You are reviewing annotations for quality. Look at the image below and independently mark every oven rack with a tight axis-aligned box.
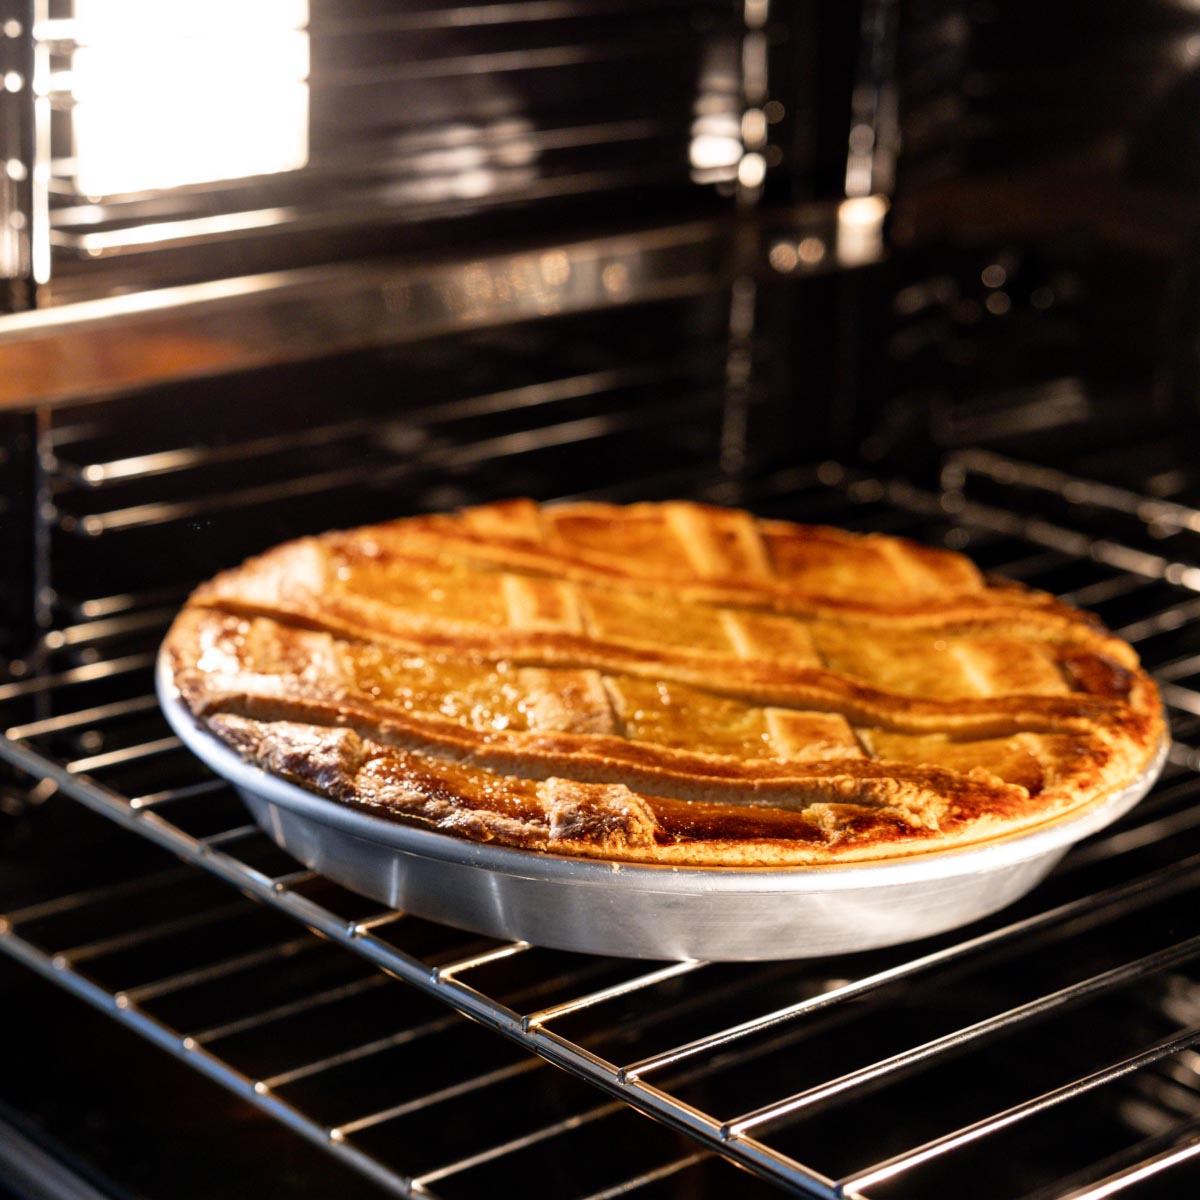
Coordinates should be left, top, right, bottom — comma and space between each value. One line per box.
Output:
0, 810, 744, 1200
4, 463, 1200, 1199
45, 377, 723, 543
944, 450, 1200, 538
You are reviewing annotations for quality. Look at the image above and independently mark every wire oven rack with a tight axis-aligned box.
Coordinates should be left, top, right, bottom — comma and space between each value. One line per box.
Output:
4, 460, 1200, 1199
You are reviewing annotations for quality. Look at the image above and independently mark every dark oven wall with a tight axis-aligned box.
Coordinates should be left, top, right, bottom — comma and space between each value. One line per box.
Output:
15, 0, 864, 308
28, 0, 746, 305
874, 0, 1200, 481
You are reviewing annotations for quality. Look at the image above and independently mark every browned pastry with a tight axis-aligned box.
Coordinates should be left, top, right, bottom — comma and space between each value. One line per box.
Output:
164, 499, 1165, 866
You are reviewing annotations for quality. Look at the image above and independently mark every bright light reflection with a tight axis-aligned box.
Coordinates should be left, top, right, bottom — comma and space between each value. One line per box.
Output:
72, 0, 309, 196
837, 195, 889, 266
689, 40, 740, 184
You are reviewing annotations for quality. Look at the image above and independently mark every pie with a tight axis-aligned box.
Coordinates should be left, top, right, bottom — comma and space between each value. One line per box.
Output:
164, 499, 1165, 866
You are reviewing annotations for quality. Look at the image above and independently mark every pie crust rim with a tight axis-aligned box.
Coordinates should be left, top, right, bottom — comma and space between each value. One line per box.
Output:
158, 650, 1168, 883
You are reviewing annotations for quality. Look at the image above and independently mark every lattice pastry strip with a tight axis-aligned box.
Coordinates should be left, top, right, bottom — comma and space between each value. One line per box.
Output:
504, 575, 617, 738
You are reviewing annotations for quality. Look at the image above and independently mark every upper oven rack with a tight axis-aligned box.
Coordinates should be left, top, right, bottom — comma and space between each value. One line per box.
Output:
0, 199, 876, 410
4, 462, 1200, 1198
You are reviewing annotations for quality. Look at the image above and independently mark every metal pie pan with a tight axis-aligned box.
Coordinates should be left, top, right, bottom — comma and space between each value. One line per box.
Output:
158, 655, 1167, 961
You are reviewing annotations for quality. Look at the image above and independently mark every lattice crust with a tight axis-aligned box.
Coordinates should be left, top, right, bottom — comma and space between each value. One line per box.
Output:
165, 500, 1165, 866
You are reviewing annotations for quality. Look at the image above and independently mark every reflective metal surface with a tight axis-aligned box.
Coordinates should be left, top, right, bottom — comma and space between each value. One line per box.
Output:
11, 1, 756, 306
0, 221, 726, 410
0, 193, 890, 413
158, 653, 1168, 963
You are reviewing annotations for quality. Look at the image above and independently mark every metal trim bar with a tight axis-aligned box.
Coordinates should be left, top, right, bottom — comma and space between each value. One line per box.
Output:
524, 960, 705, 1029
188, 973, 388, 1045
1115, 600, 1200, 646
0, 651, 153, 701
1, 863, 192, 924
332, 1059, 545, 1138
260, 1013, 461, 1090
434, 941, 531, 981
120, 935, 317, 1005
417, 1100, 629, 1189
571, 1153, 711, 1200
57, 898, 250, 965
5, 692, 160, 739
1161, 681, 1200, 718
0, 221, 727, 410
64, 734, 180, 774
1059, 574, 1150, 608
129, 779, 229, 810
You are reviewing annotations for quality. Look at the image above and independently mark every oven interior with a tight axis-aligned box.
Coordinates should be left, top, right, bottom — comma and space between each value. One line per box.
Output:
4, 2, 1200, 1198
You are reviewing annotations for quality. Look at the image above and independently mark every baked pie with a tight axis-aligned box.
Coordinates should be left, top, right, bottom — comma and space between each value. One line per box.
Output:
165, 499, 1165, 866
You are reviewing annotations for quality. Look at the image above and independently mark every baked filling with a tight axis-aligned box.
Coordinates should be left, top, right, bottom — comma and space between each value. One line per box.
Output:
164, 499, 1165, 865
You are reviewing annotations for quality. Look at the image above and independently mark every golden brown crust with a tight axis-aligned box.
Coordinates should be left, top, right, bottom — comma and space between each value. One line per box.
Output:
164, 499, 1165, 866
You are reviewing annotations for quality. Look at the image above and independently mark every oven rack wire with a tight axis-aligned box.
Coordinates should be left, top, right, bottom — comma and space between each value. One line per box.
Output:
0, 837, 730, 1200
4, 463, 1200, 1198
47, 381, 723, 542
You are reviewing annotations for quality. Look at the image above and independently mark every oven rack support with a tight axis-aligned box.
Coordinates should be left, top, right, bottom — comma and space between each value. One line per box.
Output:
4, 464, 1200, 1199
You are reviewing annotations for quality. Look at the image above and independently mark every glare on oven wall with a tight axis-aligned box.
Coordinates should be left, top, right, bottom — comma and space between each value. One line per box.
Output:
71, 0, 309, 197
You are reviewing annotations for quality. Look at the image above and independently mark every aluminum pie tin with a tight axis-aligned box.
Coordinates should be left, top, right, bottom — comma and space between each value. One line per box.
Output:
158, 654, 1167, 961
